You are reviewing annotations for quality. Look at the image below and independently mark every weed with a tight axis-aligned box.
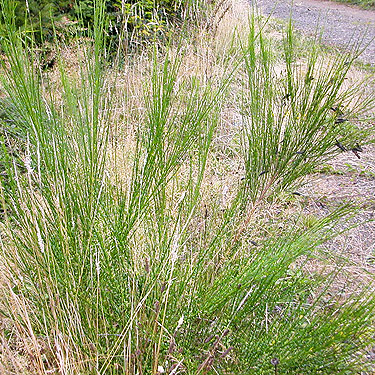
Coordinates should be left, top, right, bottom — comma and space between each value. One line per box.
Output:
0, 1, 375, 374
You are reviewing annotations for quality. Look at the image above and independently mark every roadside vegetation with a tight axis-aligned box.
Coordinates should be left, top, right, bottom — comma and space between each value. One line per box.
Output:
0, 0, 375, 374
331, 0, 375, 8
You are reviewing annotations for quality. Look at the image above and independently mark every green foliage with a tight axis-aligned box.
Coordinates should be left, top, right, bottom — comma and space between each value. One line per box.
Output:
333, 0, 375, 8
0, 0, 205, 46
0, 0, 71, 42
1, 1, 375, 374
239, 18, 374, 206
74, 0, 118, 24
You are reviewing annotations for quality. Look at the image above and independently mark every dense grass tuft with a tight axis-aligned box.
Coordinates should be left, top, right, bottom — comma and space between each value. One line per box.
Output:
0, 1, 375, 374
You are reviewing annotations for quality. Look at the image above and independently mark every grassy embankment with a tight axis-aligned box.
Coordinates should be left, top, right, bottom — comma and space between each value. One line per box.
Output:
0, 0, 375, 373
332, 0, 375, 8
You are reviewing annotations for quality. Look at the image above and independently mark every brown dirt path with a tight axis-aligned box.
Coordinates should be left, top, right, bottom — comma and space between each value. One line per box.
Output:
253, 0, 375, 65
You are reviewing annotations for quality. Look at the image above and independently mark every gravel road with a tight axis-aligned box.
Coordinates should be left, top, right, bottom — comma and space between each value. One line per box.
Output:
254, 0, 375, 65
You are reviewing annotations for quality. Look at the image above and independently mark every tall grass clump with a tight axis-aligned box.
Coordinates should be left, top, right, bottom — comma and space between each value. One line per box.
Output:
0, 1, 375, 374
239, 18, 374, 208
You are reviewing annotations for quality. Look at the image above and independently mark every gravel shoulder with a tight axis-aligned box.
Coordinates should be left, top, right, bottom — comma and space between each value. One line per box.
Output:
254, 0, 375, 65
